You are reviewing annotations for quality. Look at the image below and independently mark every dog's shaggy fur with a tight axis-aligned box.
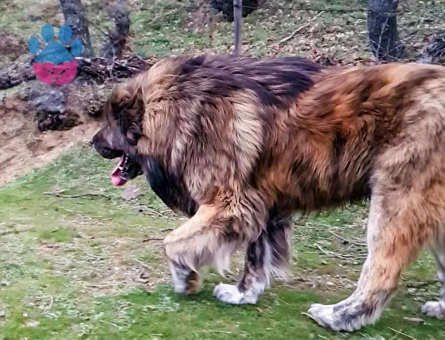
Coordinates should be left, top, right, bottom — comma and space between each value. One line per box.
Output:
91, 54, 445, 332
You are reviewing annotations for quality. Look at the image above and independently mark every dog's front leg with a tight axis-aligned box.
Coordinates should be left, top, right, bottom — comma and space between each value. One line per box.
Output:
163, 204, 244, 295
213, 216, 293, 304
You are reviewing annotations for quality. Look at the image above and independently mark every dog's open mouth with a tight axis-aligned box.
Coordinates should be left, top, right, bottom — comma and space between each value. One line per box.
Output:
111, 153, 142, 186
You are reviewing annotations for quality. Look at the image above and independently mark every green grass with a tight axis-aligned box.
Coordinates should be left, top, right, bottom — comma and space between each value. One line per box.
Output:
0, 144, 444, 339
1, 0, 443, 62
1, 0, 445, 338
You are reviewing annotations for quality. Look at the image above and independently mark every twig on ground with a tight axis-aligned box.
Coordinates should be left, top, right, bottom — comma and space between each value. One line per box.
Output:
388, 327, 418, 340
315, 244, 366, 260
279, 11, 325, 45
405, 280, 438, 288
99, 319, 123, 330
143, 206, 173, 219
133, 259, 150, 269
46, 295, 53, 310
43, 191, 110, 199
142, 236, 164, 242
328, 230, 366, 247
318, 335, 330, 340
205, 330, 233, 334
160, 227, 174, 232
279, 24, 310, 44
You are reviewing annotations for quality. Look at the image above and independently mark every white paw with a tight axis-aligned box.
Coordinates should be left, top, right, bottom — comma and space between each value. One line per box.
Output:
422, 301, 445, 320
213, 283, 258, 305
307, 302, 370, 332
307, 303, 346, 331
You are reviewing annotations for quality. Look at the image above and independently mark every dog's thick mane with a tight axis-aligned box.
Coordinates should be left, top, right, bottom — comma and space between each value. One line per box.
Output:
118, 55, 323, 216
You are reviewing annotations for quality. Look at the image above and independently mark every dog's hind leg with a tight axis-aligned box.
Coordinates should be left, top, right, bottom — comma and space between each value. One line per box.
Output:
307, 190, 436, 332
163, 196, 267, 296
213, 216, 293, 304
422, 235, 445, 319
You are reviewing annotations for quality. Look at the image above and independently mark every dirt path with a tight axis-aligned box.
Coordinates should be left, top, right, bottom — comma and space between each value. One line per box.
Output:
0, 95, 100, 186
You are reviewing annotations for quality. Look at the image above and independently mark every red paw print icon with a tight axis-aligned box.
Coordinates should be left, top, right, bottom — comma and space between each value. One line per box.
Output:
32, 60, 78, 86
28, 23, 83, 85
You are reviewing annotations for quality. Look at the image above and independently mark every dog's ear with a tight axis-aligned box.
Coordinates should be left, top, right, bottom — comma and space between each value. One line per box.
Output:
110, 85, 132, 119
110, 85, 143, 146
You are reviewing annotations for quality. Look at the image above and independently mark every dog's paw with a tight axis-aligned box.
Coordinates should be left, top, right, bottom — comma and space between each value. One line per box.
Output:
213, 283, 258, 305
421, 301, 445, 320
307, 302, 370, 332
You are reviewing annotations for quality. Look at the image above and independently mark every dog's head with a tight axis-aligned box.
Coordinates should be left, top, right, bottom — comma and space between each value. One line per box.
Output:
90, 83, 144, 186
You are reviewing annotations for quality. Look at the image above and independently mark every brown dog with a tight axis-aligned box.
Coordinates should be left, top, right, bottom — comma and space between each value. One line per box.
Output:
90, 54, 445, 332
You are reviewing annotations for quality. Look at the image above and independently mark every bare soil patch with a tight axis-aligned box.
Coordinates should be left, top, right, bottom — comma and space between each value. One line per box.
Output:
0, 93, 100, 186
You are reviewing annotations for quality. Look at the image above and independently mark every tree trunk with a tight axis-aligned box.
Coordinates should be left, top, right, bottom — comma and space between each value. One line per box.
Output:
59, 0, 93, 58
419, 31, 445, 64
101, 0, 130, 59
367, 0, 403, 61
210, 0, 261, 22
233, 0, 242, 56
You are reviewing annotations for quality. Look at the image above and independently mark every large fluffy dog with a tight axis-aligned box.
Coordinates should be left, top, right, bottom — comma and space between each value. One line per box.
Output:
90, 54, 445, 332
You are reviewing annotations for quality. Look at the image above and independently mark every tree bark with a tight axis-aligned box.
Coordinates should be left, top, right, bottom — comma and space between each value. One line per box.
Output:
233, 0, 242, 56
101, 0, 130, 59
420, 31, 445, 64
210, 0, 261, 22
367, 0, 403, 61
0, 56, 35, 90
59, 0, 93, 58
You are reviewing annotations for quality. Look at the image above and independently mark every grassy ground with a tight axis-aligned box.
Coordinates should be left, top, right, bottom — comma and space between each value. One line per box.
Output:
1, 0, 443, 62
1, 0, 445, 339
0, 145, 444, 339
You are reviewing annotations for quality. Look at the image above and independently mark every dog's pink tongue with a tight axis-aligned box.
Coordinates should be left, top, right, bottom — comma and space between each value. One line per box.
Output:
111, 155, 127, 186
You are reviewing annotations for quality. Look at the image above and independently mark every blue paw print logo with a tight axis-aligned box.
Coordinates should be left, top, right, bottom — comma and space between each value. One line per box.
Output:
28, 23, 83, 85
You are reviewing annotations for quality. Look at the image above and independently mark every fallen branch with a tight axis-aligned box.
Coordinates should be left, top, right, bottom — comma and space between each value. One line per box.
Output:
76, 55, 157, 83
43, 191, 110, 199
204, 330, 233, 335
0, 54, 157, 90
137, 205, 175, 219
46, 295, 54, 311
133, 258, 150, 269
315, 244, 366, 260
142, 236, 164, 242
279, 24, 310, 44
404, 280, 438, 288
279, 11, 324, 45
388, 327, 418, 340
328, 230, 366, 247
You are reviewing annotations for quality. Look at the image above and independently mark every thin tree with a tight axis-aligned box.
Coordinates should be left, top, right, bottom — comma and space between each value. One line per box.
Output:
59, 0, 93, 58
367, 0, 403, 61
233, 0, 242, 56
101, 0, 130, 59
210, 0, 261, 22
